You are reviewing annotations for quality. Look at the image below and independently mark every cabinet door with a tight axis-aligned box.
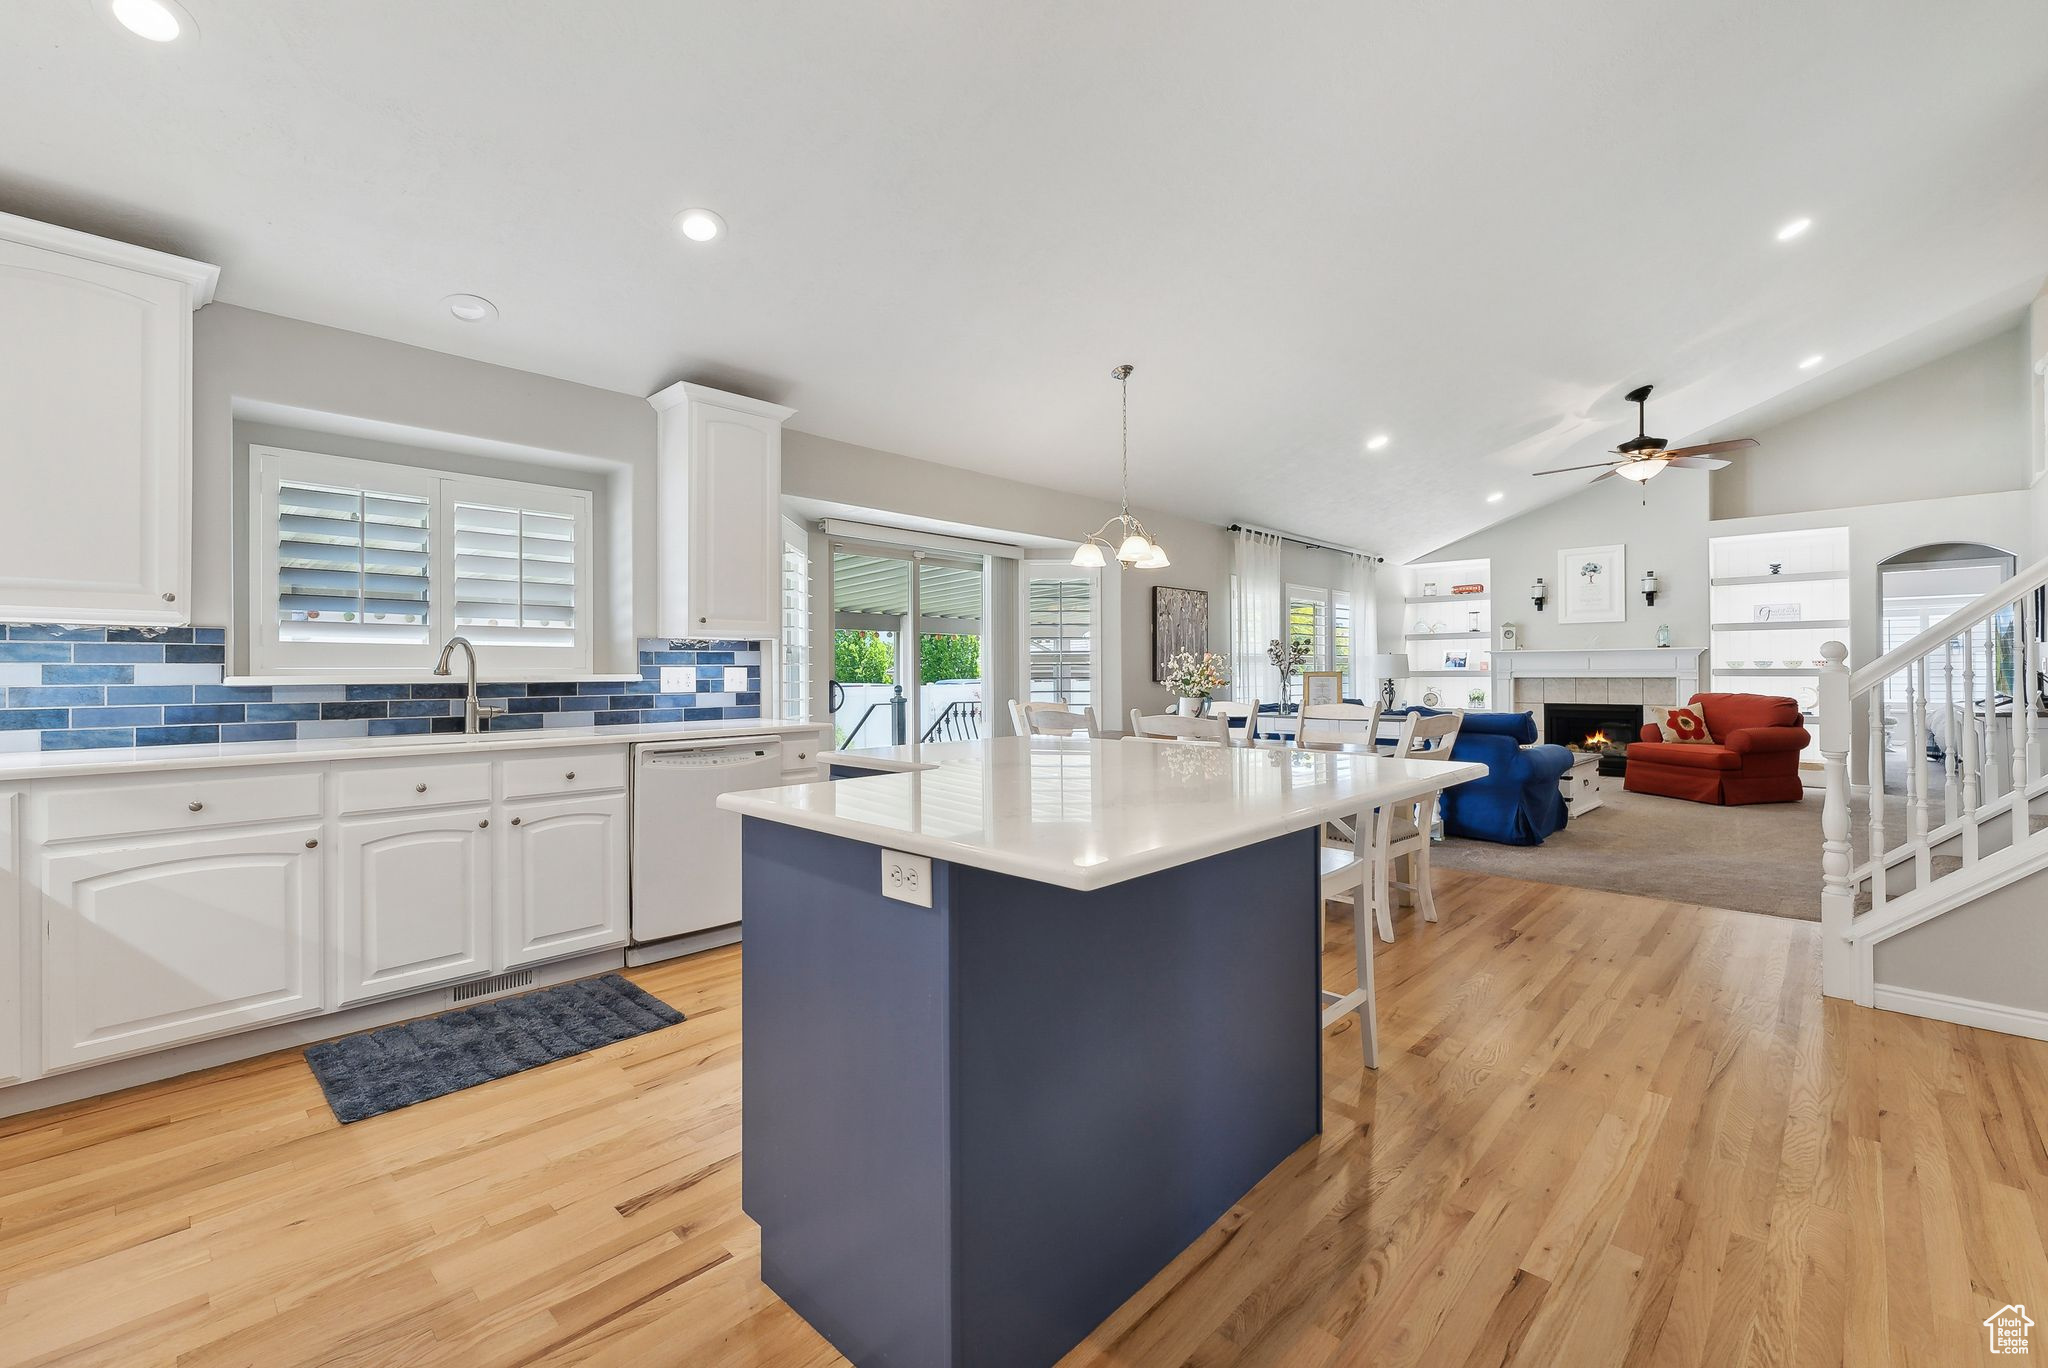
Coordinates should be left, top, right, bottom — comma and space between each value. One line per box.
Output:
0, 239, 191, 624
0, 790, 20, 1085
40, 825, 322, 1071
336, 808, 493, 1005
686, 403, 780, 637
499, 793, 628, 967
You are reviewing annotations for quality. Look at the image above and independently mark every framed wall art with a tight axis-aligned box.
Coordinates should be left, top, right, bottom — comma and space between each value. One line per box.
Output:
1557, 543, 1626, 624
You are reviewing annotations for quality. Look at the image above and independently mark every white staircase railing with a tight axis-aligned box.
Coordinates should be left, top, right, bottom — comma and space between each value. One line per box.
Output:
1819, 552, 2048, 1001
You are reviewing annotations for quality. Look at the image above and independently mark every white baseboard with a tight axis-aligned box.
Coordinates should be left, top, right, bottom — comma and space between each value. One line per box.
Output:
626, 923, 741, 966
0, 948, 626, 1121
1871, 983, 2048, 1043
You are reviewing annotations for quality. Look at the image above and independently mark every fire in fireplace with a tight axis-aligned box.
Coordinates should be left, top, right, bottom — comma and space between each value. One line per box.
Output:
1544, 702, 1644, 775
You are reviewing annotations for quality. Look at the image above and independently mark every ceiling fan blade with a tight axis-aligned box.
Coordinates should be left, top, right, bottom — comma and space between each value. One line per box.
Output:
1589, 468, 1620, 483
1665, 455, 1732, 470
1662, 437, 1758, 458
1532, 460, 1625, 476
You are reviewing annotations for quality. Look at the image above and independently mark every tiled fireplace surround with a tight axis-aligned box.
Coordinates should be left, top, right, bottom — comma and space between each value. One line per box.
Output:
1514, 676, 1677, 748
0, 623, 764, 753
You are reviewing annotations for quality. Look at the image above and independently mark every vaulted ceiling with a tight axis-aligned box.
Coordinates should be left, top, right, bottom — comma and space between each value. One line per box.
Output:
8, 1, 2048, 559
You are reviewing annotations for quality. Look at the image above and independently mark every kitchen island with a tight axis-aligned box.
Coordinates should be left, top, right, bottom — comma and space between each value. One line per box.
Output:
719, 735, 1482, 1368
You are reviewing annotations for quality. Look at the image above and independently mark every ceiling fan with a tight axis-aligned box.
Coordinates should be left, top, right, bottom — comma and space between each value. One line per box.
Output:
1534, 384, 1759, 484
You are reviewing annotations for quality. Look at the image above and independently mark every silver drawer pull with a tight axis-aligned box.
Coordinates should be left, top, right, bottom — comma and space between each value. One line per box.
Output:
162, 592, 176, 602
479, 819, 490, 829
187, 801, 203, 812
416, 783, 428, 793
565, 771, 576, 780
511, 816, 523, 826
306, 839, 319, 849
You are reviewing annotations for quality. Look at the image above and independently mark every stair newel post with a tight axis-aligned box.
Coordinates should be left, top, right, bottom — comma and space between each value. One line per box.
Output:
1911, 655, 1932, 884
1962, 625, 1981, 864
1867, 677, 1886, 914
1818, 640, 1855, 999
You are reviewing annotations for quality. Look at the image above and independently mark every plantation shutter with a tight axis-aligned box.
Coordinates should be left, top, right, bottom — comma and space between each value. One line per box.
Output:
274, 479, 431, 645
451, 499, 578, 649
780, 525, 811, 722
1025, 571, 1094, 707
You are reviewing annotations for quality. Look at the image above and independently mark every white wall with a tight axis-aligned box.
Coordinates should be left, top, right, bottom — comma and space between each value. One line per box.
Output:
1874, 861, 2048, 1026
1710, 324, 2030, 521
193, 303, 655, 671
2029, 289, 2048, 557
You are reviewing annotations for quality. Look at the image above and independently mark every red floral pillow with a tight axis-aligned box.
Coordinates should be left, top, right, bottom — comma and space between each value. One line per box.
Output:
1654, 703, 1714, 744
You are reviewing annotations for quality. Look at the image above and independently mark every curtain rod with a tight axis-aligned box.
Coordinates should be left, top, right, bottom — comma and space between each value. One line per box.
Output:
1227, 522, 1384, 563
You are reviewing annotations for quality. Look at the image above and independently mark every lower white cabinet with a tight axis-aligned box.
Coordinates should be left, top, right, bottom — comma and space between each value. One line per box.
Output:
500, 792, 628, 968
336, 807, 494, 1005
40, 824, 323, 1071
0, 790, 21, 1085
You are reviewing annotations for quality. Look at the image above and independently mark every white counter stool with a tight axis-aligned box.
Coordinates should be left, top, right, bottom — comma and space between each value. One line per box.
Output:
1369, 710, 1466, 938
1127, 711, 1229, 745
1010, 701, 1100, 737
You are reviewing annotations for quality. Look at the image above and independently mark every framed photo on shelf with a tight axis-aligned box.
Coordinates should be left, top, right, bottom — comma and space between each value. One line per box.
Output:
1301, 671, 1344, 708
1557, 543, 1626, 623
1443, 650, 1469, 671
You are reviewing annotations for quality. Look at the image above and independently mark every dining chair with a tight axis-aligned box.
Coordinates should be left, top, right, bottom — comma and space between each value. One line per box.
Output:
1295, 701, 1384, 751
1204, 698, 1260, 747
1014, 701, 1100, 737
1127, 711, 1230, 745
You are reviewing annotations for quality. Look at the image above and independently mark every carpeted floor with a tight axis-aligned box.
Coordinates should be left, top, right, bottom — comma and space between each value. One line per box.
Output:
1431, 785, 1825, 921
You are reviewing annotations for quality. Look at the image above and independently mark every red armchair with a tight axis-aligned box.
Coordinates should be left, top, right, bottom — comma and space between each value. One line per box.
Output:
1623, 692, 1810, 805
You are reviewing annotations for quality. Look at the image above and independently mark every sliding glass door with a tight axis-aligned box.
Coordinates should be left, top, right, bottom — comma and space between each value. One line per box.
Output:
829, 539, 986, 748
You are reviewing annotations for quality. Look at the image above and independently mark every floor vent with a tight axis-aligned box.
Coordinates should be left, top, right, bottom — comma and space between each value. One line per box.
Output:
451, 969, 536, 1004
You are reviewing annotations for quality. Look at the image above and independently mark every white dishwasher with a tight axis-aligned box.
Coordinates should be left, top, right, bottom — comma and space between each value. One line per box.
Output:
631, 736, 785, 948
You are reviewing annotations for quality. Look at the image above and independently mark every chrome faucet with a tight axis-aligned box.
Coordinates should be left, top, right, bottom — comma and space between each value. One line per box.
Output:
432, 635, 506, 734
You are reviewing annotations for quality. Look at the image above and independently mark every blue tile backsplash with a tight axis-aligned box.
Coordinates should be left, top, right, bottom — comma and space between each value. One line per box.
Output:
0, 624, 765, 752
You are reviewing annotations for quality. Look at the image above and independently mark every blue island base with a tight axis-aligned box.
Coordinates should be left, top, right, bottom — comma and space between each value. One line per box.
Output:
740, 818, 1322, 1368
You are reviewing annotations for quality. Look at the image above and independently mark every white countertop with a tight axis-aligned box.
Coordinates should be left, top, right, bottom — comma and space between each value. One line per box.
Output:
722, 736, 1485, 891
0, 719, 828, 781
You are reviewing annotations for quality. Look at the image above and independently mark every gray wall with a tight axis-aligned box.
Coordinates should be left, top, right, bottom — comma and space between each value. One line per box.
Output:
1875, 862, 2048, 1019
1710, 324, 2031, 521
194, 303, 654, 671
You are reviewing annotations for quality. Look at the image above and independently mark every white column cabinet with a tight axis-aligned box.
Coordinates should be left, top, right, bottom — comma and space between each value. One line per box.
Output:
335, 808, 494, 1005
39, 825, 323, 1071
0, 213, 216, 626
648, 381, 794, 639
498, 791, 629, 968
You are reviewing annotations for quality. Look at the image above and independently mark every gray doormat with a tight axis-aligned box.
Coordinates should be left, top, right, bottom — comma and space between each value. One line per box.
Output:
305, 973, 684, 1124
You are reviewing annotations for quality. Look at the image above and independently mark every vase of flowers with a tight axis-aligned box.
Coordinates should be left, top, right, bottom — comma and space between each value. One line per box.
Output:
1268, 636, 1313, 713
1163, 651, 1229, 716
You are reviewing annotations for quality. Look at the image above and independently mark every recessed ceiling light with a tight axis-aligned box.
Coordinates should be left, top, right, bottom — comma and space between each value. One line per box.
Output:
1485, 491, 1504, 503
1798, 353, 1824, 370
441, 293, 498, 323
107, 0, 192, 42
1364, 433, 1390, 452
1775, 216, 1812, 242
676, 209, 726, 243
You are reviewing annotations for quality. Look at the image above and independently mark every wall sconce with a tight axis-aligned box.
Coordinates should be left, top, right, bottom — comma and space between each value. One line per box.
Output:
1640, 569, 1660, 606
1530, 577, 1547, 611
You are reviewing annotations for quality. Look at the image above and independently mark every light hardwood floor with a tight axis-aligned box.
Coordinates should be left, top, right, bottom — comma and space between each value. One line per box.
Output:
3, 869, 2045, 1366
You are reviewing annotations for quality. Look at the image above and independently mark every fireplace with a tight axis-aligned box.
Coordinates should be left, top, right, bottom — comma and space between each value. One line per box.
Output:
1544, 702, 1643, 776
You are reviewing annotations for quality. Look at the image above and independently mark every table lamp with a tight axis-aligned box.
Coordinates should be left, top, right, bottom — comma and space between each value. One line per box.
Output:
1370, 653, 1407, 711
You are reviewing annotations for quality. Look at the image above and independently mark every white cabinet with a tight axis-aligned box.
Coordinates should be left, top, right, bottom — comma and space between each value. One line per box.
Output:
649, 380, 794, 639
499, 791, 629, 967
0, 790, 20, 1085
335, 808, 494, 1005
39, 824, 322, 1070
0, 212, 216, 626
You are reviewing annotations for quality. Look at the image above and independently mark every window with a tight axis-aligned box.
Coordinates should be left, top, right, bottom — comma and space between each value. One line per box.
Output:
1287, 585, 1329, 672
1023, 565, 1097, 709
251, 446, 592, 677
778, 518, 811, 722
1332, 591, 1355, 694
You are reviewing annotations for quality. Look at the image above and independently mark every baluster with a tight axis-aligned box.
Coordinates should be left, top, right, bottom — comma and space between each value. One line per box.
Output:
2029, 595, 2045, 776
1911, 655, 1931, 885
1984, 613, 2003, 801
1867, 680, 1886, 913
2013, 595, 2032, 844
1943, 641, 1959, 825
1962, 624, 1980, 863
1818, 641, 1856, 999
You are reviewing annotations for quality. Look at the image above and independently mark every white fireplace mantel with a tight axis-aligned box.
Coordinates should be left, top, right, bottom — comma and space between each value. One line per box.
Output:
1491, 646, 1705, 700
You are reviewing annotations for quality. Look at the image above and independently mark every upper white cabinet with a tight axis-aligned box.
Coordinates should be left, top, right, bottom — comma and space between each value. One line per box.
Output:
0, 212, 217, 626
648, 380, 794, 639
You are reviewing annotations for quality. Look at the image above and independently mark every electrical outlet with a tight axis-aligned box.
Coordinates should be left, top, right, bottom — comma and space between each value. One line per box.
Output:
881, 848, 932, 907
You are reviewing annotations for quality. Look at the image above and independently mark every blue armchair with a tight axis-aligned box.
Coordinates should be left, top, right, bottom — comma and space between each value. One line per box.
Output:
1384, 707, 1573, 845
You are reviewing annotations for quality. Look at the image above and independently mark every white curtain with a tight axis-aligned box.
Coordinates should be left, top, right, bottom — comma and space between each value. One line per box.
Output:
1346, 551, 1378, 698
1230, 528, 1284, 708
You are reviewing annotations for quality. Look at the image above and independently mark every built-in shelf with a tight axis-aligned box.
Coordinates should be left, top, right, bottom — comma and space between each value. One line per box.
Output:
1714, 667, 1822, 677
1709, 571, 1841, 587
1405, 631, 1488, 641
1710, 619, 1849, 632
1404, 593, 1489, 605
1410, 667, 1490, 676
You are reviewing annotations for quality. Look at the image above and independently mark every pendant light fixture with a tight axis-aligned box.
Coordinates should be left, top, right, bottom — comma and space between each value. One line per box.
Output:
1072, 364, 1169, 569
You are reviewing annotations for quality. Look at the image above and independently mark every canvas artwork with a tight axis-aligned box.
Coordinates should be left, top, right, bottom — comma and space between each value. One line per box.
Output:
1152, 586, 1210, 682
1558, 543, 1626, 623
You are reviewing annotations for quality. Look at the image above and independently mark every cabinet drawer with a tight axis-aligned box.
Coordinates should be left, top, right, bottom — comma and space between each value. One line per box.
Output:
780, 730, 824, 778
40, 768, 322, 843
336, 758, 492, 815
501, 747, 626, 800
